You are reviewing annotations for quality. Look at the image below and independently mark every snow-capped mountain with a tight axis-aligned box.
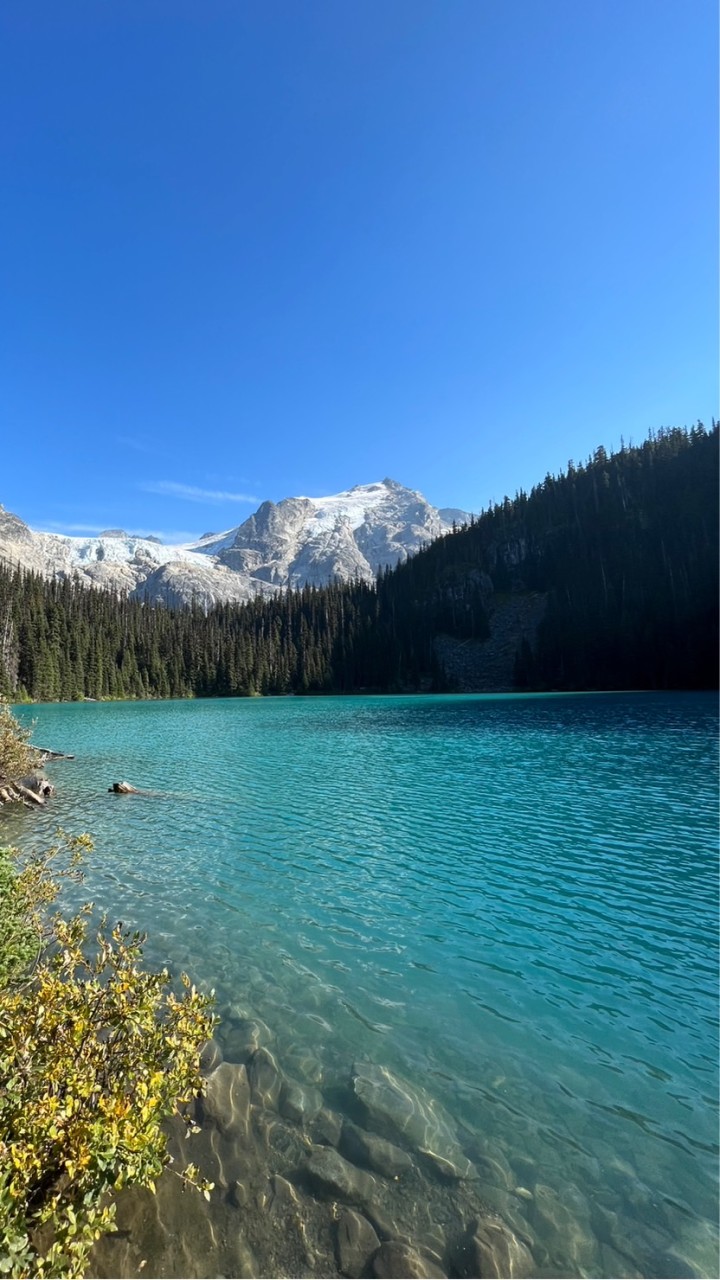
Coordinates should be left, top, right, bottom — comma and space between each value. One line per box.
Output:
0, 480, 469, 608
190, 479, 465, 587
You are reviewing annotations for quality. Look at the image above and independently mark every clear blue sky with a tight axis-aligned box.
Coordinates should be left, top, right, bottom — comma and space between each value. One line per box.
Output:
2, 0, 717, 541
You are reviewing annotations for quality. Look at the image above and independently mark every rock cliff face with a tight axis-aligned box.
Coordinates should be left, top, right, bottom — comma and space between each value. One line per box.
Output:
206, 480, 459, 589
0, 507, 35, 548
434, 593, 548, 692
136, 562, 279, 611
0, 481, 468, 609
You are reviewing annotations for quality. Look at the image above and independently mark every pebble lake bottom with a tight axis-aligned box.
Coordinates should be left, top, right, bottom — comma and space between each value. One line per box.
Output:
8, 692, 719, 1280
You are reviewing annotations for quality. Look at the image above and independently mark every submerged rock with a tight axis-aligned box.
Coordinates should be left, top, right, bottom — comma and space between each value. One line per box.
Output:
351, 1061, 473, 1180
341, 1120, 413, 1178
474, 1184, 537, 1248
472, 1150, 513, 1191
228, 1179, 249, 1209
200, 1061, 250, 1138
335, 1208, 380, 1277
311, 1107, 344, 1148
199, 1038, 223, 1075
279, 1079, 323, 1125
284, 1047, 324, 1085
304, 1146, 377, 1206
600, 1242, 643, 1278
372, 1240, 447, 1278
247, 1047, 283, 1110
267, 1173, 300, 1216
453, 1216, 534, 1279
530, 1182, 596, 1273
222, 1015, 273, 1062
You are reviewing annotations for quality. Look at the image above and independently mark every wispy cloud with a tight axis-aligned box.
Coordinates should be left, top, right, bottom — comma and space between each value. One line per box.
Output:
115, 435, 158, 456
140, 481, 259, 504
36, 521, 108, 535
203, 471, 256, 486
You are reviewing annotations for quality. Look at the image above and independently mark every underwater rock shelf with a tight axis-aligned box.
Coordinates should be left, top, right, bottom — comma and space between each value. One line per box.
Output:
90, 1013, 539, 1280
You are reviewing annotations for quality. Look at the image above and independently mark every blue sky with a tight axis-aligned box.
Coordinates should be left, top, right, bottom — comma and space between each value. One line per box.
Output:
2, 0, 717, 542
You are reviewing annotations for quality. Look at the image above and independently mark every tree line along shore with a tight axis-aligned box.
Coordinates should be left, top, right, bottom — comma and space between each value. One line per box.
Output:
0, 423, 716, 705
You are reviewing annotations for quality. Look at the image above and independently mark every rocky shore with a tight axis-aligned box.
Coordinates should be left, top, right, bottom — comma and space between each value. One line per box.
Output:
0, 773, 54, 807
0, 744, 72, 808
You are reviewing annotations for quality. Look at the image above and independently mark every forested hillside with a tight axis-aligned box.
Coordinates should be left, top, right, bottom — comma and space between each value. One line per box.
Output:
0, 424, 716, 701
379, 421, 718, 691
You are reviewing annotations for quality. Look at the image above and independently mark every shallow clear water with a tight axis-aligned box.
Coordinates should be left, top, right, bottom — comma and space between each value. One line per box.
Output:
8, 692, 719, 1278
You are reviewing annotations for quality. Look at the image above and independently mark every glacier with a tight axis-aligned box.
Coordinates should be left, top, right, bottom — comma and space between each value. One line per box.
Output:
0, 480, 470, 609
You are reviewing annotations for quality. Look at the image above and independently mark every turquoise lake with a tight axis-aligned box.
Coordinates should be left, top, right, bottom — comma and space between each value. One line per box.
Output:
7, 692, 719, 1279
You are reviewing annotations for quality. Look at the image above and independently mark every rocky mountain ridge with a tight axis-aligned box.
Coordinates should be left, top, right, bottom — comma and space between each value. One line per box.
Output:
0, 481, 469, 609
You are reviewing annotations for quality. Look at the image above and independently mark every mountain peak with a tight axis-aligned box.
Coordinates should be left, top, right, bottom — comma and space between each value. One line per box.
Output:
211, 480, 468, 589
0, 480, 470, 609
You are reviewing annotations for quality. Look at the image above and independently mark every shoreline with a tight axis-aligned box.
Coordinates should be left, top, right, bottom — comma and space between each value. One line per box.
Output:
11, 683, 718, 712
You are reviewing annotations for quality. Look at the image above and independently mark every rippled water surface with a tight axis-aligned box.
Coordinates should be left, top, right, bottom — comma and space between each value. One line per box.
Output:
9, 693, 719, 1278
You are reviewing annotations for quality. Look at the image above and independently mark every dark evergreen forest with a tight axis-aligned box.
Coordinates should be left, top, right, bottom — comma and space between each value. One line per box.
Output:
0, 424, 716, 702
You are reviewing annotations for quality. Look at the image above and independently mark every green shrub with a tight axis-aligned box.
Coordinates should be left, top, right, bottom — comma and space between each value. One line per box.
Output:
0, 849, 41, 988
0, 836, 215, 1278
0, 703, 38, 782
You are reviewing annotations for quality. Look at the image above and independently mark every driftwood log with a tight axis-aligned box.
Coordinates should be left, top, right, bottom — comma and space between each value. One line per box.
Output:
0, 775, 55, 807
